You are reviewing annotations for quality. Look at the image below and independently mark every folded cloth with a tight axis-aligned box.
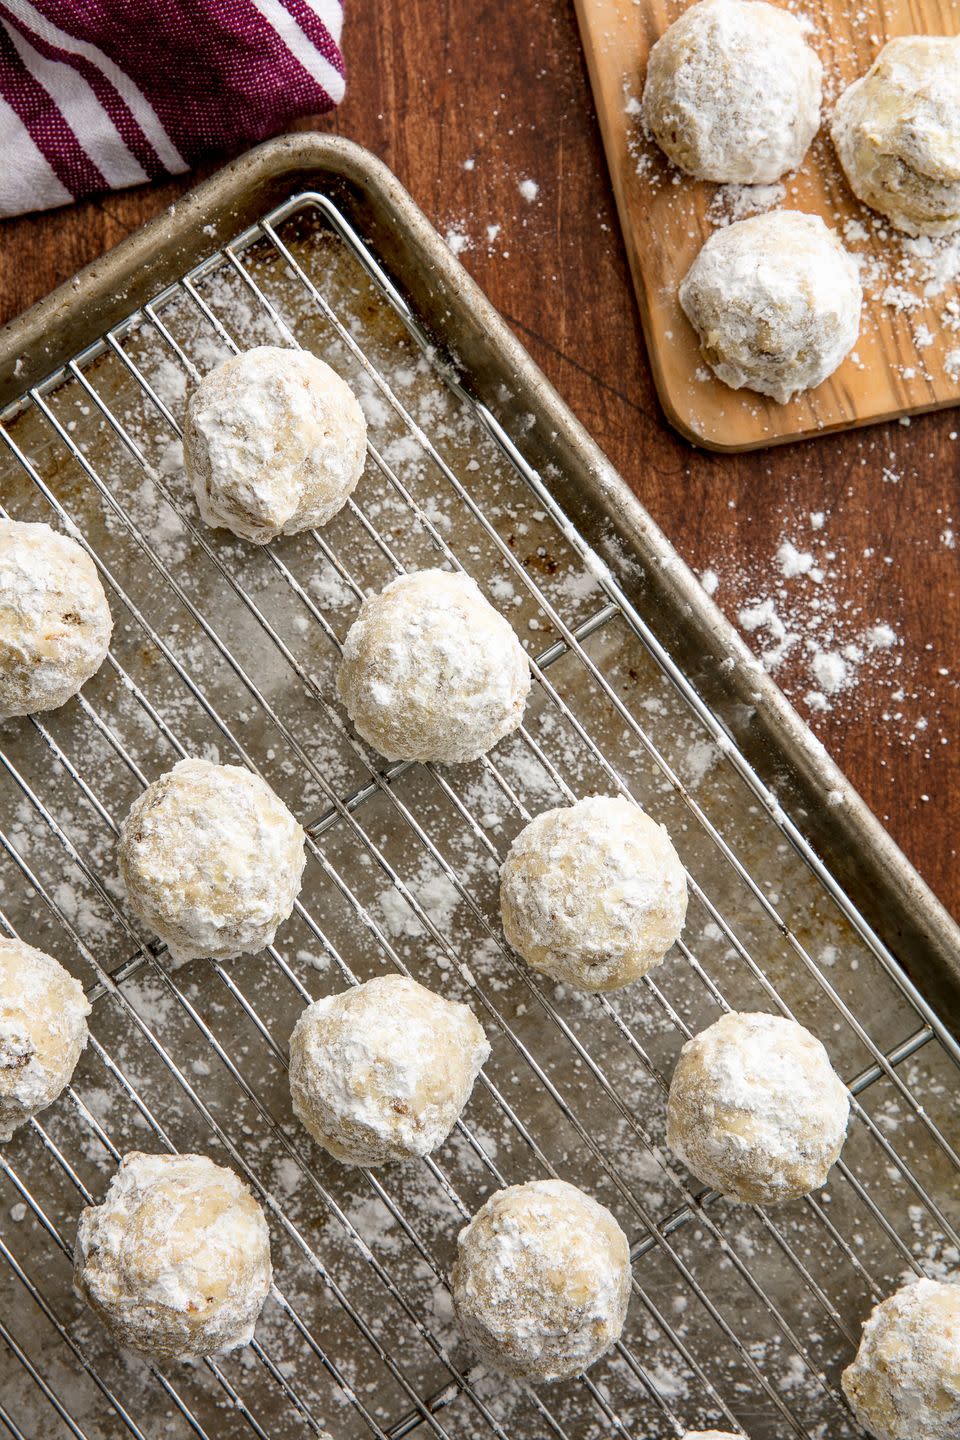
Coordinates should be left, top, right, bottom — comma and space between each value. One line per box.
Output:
0, 0, 344, 218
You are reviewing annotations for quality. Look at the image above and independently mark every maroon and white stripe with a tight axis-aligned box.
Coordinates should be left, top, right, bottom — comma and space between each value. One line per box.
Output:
0, 0, 344, 218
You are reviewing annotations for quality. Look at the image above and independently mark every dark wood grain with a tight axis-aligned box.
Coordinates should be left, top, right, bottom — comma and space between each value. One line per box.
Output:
0, 0, 956, 917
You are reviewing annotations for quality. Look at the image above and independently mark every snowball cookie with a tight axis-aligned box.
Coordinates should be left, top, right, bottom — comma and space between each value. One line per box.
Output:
183, 345, 367, 543
499, 795, 688, 992
336, 569, 531, 764
75, 1151, 272, 1361
641, 0, 822, 184
0, 520, 112, 720
289, 974, 490, 1165
0, 938, 90, 1141
679, 211, 861, 402
451, 1178, 631, 1383
667, 1011, 849, 1204
118, 758, 305, 963
842, 1278, 960, 1440
832, 37, 960, 238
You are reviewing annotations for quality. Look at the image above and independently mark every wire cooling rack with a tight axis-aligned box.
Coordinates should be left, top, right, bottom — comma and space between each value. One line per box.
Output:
0, 190, 957, 1440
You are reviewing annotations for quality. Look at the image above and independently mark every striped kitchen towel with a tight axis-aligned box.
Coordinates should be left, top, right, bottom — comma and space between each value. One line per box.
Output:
0, 0, 345, 218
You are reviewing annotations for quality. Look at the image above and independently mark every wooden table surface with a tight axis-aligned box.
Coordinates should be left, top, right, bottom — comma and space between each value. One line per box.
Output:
1, 0, 957, 920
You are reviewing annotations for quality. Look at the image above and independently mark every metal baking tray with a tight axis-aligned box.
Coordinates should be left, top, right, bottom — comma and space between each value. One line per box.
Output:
0, 135, 956, 1440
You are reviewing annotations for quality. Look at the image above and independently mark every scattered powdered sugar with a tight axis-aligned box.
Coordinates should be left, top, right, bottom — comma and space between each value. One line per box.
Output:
703, 500, 954, 748
377, 871, 463, 941
1, 198, 955, 1440
810, 649, 848, 696
902, 234, 960, 298
867, 623, 898, 650
737, 596, 796, 671
707, 181, 785, 226
438, 157, 553, 263
445, 228, 471, 257
776, 540, 817, 579
837, 225, 960, 384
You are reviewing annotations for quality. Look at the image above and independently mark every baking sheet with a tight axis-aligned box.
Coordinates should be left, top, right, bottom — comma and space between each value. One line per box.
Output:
0, 193, 957, 1439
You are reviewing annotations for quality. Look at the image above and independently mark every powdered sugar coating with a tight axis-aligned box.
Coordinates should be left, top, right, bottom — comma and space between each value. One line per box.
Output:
642, 0, 822, 184
183, 346, 367, 543
679, 211, 862, 402
118, 759, 306, 963
0, 938, 90, 1141
75, 1152, 272, 1361
666, 1011, 850, 1204
0, 520, 112, 719
337, 569, 530, 764
842, 1277, 960, 1440
832, 37, 960, 238
683, 1433, 742, 1439
499, 795, 688, 991
289, 974, 489, 1165
452, 1178, 630, 1383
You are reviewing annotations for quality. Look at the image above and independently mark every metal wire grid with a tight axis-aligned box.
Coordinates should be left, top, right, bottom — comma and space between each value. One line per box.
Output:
0, 190, 955, 1440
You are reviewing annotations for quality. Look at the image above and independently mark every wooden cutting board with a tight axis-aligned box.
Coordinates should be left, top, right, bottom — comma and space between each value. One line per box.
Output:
573, 0, 960, 450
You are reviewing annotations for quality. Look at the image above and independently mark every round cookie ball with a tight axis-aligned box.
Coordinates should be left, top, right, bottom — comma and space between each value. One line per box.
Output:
336, 569, 530, 764
679, 211, 862, 402
843, 1278, 960, 1440
0, 938, 90, 1140
0, 520, 112, 720
667, 1011, 849, 1204
183, 346, 367, 543
641, 0, 822, 184
75, 1151, 272, 1361
452, 1178, 631, 1383
118, 759, 305, 964
832, 37, 960, 237
289, 974, 490, 1165
499, 795, 688, 992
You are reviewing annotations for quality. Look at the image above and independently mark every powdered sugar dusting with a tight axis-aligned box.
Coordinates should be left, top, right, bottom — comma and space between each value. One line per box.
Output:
703, 501, 953, 748
452, 1178, 630, 1382
499, 795, 688, 991
0, 198, 956, 1440
118, 758, 306, 963
75, 1151, 272, 1361
641, 0, 822, 185
337, 569, 531, 764
0, 520, 113, 719
288, 974, 490, 1165
842, 1277, 960, 1440
667, 1011, 850, 1205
